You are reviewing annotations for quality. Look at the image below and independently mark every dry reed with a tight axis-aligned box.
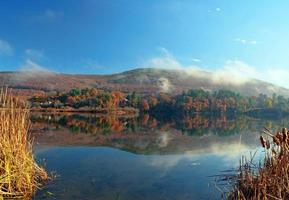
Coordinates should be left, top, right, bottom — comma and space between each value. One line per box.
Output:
0, 88, 49, 199
227, 127, 289, 200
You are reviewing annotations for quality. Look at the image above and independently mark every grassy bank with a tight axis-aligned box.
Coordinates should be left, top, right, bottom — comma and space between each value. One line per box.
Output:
228, 127, 289, 199
0, 89, 48, 199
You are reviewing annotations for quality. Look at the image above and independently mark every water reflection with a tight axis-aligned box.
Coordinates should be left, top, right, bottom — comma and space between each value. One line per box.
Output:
31, 113, 288, 199
31, 113, 286, 136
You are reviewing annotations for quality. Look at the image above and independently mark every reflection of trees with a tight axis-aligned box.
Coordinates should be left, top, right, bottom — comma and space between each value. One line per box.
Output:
31, 114, 135, 135
146, 115, 289, 137
30, 113, 289, 155
30, 113, 289, 137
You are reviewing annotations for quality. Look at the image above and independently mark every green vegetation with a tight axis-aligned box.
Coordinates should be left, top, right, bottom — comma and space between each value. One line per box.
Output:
0, 89, 49, 199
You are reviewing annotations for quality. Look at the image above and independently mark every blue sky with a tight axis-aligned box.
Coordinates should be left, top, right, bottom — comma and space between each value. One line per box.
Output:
1, 0, 289, 87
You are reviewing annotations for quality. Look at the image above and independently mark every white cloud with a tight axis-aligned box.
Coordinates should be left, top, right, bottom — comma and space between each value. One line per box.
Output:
141, 47, 289, 88
16, 59, 54, 81
158, 77, 174, 93
213, 62, 289, 88
45, 10, 64, 20
192, 58, 202, 63
25, 49, 45, 60
0, 39, 13, 56
11, 59, 56, 90
145, 47, 182, 69
235, 38, 257, 45
208, 7, 222, 13
142, 48, 258, 86
82, 59, 105, 71
34, 10, 63, 22
265, 68, 289, 89
212, 60, 259, 85
19, 59, 52, 73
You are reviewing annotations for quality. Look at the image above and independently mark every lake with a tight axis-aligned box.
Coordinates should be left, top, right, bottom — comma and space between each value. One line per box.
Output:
32, 113, 286, 199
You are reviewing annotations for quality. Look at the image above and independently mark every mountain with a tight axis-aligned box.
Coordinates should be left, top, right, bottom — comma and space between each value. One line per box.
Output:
0, 68, 289, 98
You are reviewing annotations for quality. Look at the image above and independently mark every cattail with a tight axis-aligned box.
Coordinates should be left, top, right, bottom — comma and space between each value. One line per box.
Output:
276, 132, 283, 143
246, 173, 253, 183
273, 136, 280, 145
283, 131, 288, 142
260, 136, 266, 148
272, 149, 277, 155
229, 127, 289, 199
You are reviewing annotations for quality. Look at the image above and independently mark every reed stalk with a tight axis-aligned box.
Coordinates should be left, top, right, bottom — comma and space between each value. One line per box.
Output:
228, 127, 289, 200
0, 88, 49, 199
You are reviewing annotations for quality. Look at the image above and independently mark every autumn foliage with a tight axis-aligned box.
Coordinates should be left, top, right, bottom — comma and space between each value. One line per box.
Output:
29, 87, 289, 116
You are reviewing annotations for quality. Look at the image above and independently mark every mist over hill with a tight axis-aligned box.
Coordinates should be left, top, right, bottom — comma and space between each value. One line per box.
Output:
1, 68, 289, 97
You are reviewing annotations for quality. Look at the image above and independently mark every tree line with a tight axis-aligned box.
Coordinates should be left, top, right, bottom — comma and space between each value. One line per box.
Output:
29, 87, 289, 115
141, 89, 289, 115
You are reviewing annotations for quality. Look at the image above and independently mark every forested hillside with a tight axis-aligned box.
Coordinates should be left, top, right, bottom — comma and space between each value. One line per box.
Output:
1, 68, 289, 99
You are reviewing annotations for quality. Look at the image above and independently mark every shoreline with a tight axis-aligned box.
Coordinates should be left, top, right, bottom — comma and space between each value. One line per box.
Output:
30, 107, 139, 116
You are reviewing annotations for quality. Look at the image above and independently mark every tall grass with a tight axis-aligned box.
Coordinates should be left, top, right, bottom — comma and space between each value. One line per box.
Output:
0, 89, 48, 199
228, 127, 289, 200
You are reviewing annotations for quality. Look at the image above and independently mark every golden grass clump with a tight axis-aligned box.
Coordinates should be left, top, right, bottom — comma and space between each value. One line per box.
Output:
228, 127, 289, 200
0, 89, 49, 199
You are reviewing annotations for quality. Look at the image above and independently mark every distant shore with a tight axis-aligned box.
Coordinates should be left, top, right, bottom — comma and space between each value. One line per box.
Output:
30, 107, 139, 115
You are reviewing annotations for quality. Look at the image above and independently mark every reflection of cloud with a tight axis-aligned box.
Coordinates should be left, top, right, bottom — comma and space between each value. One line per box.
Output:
149, 154, 198, 170
197, 142, 256, 167
134, 140, 150, 149
148, 141, 258, 172
157, 132, 172, 148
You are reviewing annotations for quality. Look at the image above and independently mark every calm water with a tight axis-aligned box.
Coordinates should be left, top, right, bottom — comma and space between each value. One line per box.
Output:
31, 113, 288, 200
